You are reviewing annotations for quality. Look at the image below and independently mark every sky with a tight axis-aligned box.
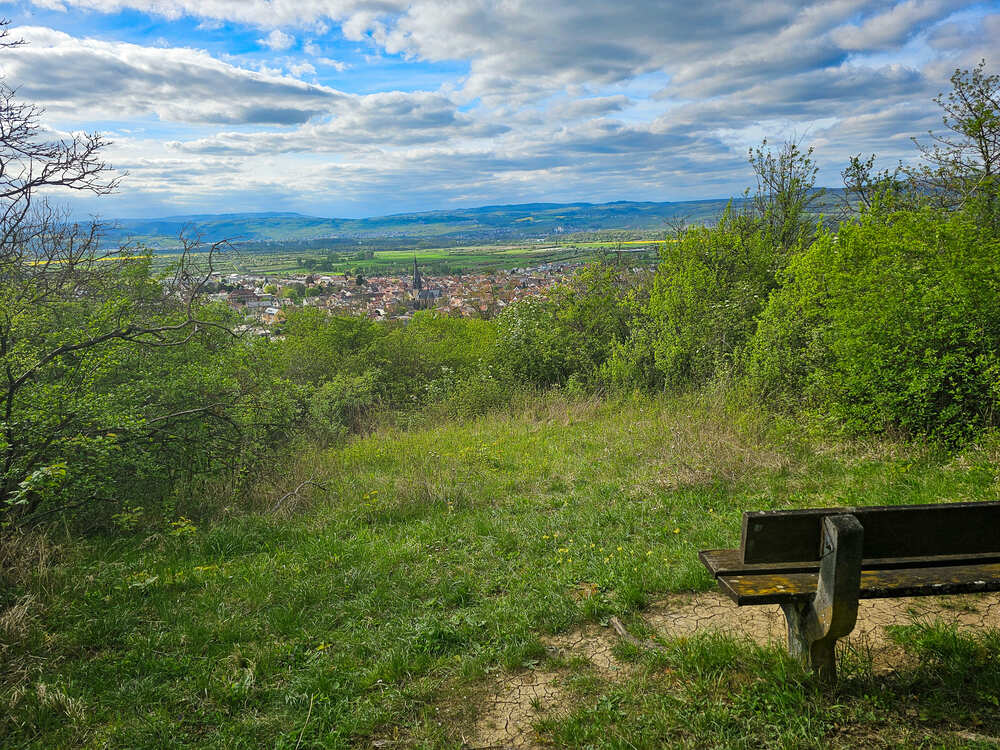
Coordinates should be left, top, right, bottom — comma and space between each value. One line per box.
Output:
0, 0, 997, 219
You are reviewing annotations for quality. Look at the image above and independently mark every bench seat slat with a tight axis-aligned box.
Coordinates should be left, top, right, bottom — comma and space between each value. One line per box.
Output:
700, 548, 820, 576
717, 561, 1000, 605
700, 548, 1000, 578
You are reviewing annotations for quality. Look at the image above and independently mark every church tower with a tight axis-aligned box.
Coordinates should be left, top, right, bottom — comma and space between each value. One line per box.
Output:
413, 257, 423, 291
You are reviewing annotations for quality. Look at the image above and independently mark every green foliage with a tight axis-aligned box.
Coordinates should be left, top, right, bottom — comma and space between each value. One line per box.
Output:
747, 138, 824, 251
370, 311, 497, 405
744, 206, 1000, 442
547, 263, 637, 381
637, 209, 781, 389
494, 297, 581, 387
495, 264, 644, 389
909, 59, 1000, 230
276, 308, 383, 386
0, 234, 307, 528
308, 371, 379, 443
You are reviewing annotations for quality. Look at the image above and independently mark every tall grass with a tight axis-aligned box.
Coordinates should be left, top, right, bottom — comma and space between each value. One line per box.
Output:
2, 393, 998, 748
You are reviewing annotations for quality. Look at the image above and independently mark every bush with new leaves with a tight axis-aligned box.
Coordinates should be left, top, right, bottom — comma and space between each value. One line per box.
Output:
744, 205, 1000, 442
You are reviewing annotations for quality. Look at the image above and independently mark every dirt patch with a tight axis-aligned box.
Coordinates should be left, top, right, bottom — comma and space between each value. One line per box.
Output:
543, 625, 625, 678
468, 669, 565, 749
466, 625, 626, 748
646, 591, 1000, 672
466, 591, 1000, 746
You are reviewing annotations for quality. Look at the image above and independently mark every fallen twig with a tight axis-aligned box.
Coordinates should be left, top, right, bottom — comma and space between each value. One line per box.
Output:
295, 693, 314, 750
271, 478, 328, 514
609, 616, 663, 652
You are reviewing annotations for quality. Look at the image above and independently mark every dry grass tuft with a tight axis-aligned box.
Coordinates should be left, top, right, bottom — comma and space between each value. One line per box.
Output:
620, 392, 792, 492
0, 594, 38, 640
35, 681, 87, 723
0, 530, 59, 589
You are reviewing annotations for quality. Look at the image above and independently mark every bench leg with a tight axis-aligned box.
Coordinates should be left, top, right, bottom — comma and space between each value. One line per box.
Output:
781, 601, 838, 682
779, 514, 864, 684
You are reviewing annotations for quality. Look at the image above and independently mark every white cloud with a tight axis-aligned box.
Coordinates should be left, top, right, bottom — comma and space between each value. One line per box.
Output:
303, 40, 350, 70
317, 57, 350, 72
258, 29, 295, 51
167, 90, 509, 155
21, 1, 988, 102
831, 0, 966, 51
0, 26, 342, 124
288, 61, 316, 77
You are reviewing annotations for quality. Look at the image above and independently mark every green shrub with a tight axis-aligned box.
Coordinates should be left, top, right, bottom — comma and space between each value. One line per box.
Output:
495, 264, 643, 389
494, 298, 580, 387
308, 371, 379, 443
370, 312, 497, 406
642, 209, 784, 389
277, 308, 383, 385
744, 205, 1000, 442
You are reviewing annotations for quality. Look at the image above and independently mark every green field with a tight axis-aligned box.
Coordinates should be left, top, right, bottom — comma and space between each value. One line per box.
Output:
151, 240, 662, 276
5, 393, 1000, 748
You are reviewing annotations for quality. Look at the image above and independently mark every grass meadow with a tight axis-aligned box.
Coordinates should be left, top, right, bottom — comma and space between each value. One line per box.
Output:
145, 241, 658, 277
3, 393, 1000, 748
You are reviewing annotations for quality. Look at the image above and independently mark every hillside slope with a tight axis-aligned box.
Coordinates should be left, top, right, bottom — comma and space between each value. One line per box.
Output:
5, 393, 997, 748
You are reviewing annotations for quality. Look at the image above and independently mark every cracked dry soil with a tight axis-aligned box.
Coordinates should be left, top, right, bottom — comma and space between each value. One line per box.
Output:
466, 591, 1000, 749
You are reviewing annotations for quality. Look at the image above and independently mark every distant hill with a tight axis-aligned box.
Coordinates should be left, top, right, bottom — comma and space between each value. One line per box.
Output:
105, 193, 845, 249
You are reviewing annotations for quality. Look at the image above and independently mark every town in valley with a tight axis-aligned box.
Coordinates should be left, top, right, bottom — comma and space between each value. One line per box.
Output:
209, 259, 580, 330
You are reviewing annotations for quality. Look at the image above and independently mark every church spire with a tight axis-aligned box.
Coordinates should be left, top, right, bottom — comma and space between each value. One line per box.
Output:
413, 256, 423, 291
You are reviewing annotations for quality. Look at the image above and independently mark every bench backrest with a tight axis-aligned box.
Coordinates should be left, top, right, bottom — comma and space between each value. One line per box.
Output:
741, 500, 1000, 564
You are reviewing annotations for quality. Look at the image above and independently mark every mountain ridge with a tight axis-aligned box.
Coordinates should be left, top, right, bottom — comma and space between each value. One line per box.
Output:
106, 192, 844, 248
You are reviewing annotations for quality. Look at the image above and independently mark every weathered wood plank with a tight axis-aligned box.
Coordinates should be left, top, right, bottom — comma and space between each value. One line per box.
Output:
716, 561, 1000, 605
782, 514, 864, 683
716, 571, 816, 605
699, 548, 821, 576
701, 548, 1000, 577
740, 501, 1000, 564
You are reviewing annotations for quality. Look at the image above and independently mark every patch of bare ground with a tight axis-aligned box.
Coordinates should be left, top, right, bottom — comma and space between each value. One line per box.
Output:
466, 668, 565, 749
465, 625, 626, 749
465, 591, 1000, 747
646, 591, 1000, 673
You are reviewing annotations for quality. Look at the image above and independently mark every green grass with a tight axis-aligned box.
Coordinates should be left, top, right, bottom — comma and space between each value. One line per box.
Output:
3, 393, 999, 748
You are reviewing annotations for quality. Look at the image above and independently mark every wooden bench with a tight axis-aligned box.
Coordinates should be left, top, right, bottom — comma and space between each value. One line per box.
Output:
699, 500, 1000, 682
